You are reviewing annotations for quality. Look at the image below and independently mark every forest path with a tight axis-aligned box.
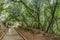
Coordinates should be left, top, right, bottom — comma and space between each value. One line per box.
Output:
2, 27, 24, 40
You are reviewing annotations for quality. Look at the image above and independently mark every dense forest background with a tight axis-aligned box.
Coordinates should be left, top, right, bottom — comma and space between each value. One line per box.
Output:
0, 0, 60, 35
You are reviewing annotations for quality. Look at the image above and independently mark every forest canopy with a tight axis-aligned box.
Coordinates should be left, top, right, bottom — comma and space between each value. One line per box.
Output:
0, 0, 60, 35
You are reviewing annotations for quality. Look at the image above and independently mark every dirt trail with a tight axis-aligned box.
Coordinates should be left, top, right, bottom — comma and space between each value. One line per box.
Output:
2, 28, 24, 40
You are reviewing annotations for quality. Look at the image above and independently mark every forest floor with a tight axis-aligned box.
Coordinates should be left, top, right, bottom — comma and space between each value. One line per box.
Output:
0, 25, 8, 40
15, 27, 60, 40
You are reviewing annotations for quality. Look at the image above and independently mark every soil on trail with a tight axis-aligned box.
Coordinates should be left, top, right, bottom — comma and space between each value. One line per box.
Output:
15, 27, 60, 40
2, 28, 24, 40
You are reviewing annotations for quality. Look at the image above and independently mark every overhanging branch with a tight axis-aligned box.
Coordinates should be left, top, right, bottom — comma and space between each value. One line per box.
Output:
11, 0, 36, 13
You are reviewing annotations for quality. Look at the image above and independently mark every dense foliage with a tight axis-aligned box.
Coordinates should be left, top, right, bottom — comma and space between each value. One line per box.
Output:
0, 0, 60, 35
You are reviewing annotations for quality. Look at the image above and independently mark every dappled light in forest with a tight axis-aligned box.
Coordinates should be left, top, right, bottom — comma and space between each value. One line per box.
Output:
0, 0, 60, 40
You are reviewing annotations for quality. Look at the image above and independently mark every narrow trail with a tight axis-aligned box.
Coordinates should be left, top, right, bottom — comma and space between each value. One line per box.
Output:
2, 27, 24, 40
